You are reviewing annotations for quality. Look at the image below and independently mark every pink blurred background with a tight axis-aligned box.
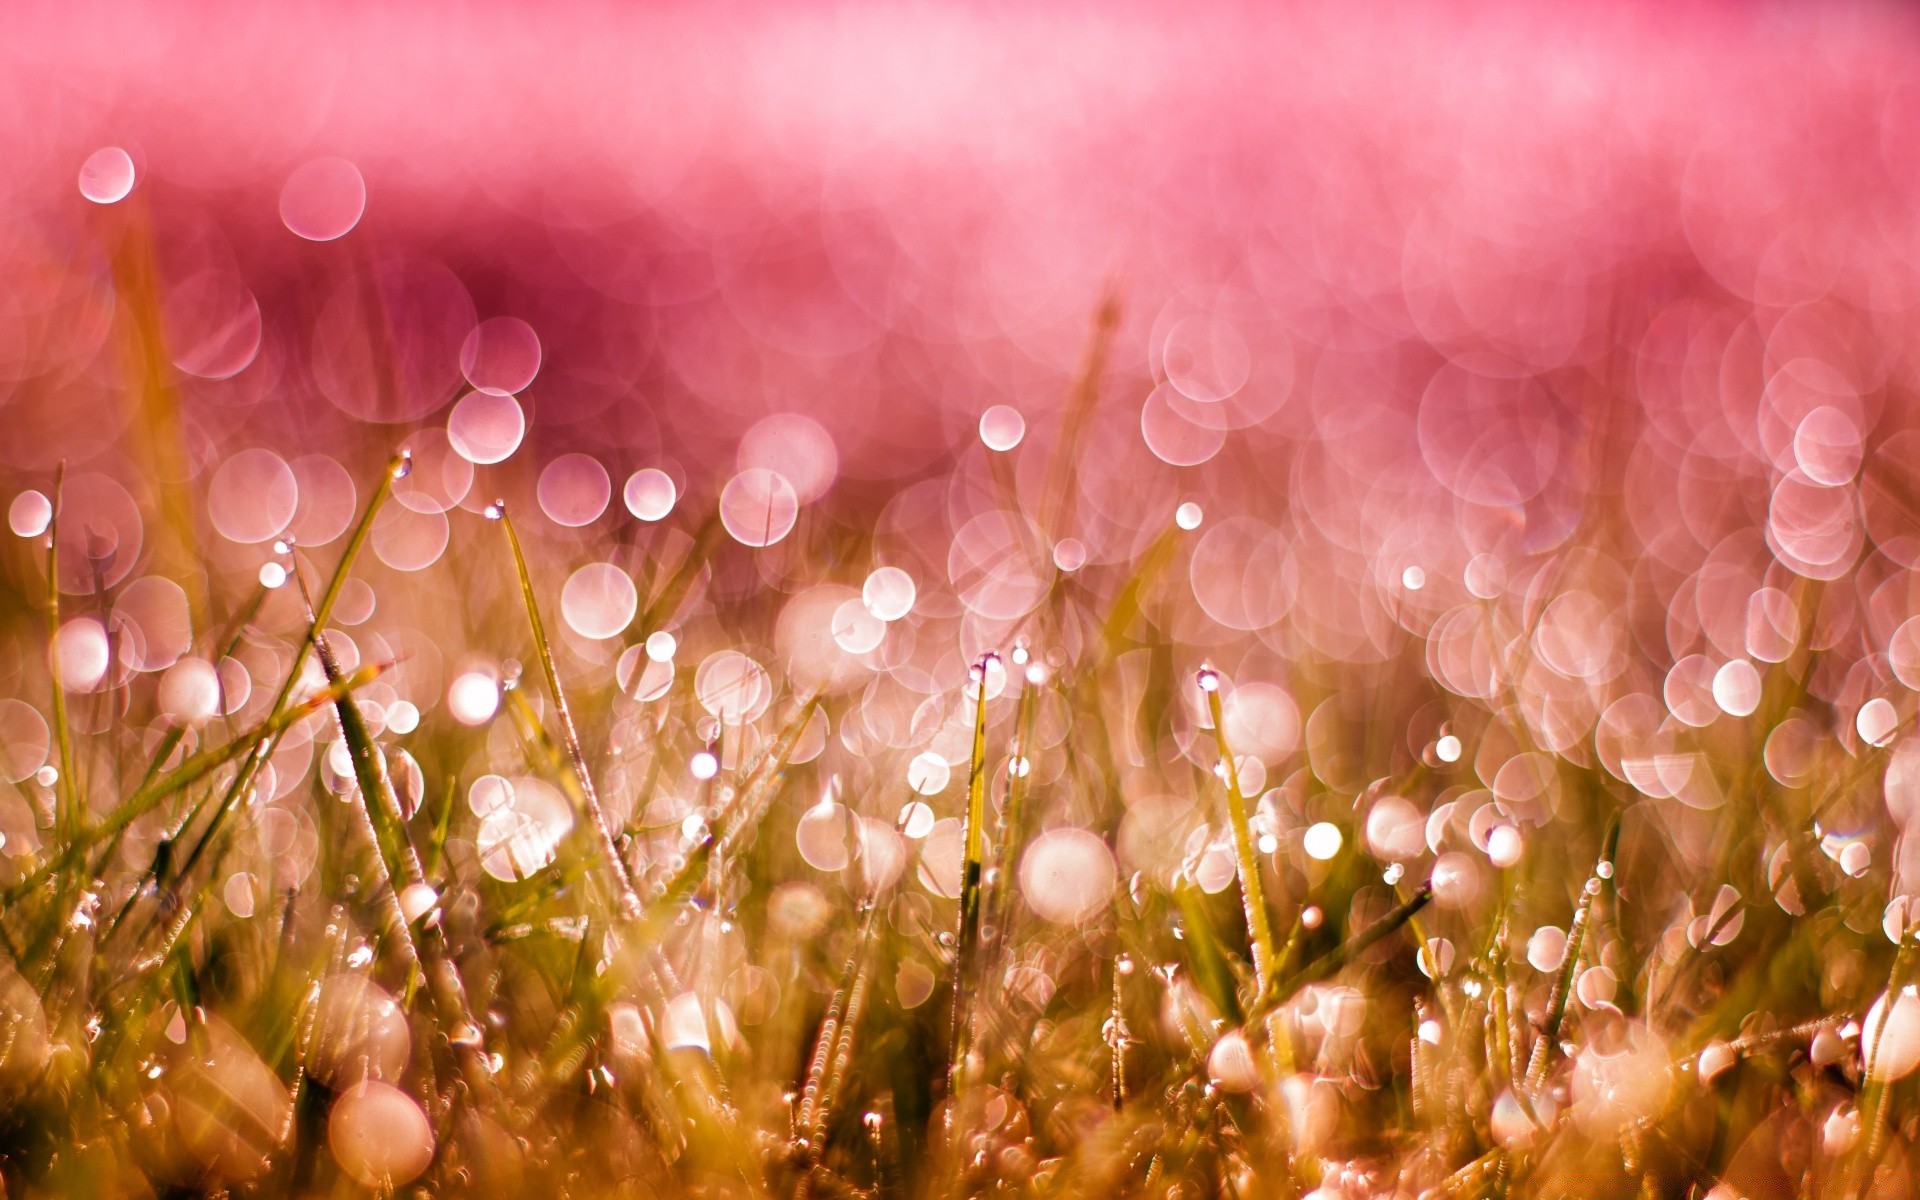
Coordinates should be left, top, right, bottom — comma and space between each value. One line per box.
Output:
9, 1, 1920, 712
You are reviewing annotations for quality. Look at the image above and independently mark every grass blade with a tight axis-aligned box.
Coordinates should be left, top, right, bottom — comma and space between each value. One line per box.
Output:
491, 502, 640, 915
1200, 670, 1278, 994
946, 652, 996, 1107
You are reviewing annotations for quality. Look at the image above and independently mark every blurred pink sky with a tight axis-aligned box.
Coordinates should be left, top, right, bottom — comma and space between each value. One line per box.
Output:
7, 1, 1920, 521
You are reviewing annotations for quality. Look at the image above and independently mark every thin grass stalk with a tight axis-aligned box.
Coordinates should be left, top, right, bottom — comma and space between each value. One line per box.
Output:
43, 465, 80, 849
798, 904, 881, 1159
1848, 935, 1916, 1200
149, 454, 407, 910
1249, 883, 1433, 1023
1038, 290, 1120, 540
529, 696, 824, 1089
103, 464, 407, 981
2, 665, 387, 906
291, 567, 495, 1102
1200, 673, 1278, 993
1524, 817, 1620, 1093
946, 653, 996, 1107
491, 502, 639, 915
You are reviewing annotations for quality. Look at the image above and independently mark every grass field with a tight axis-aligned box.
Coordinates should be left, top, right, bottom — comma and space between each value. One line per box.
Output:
4, 3, 1920, 1197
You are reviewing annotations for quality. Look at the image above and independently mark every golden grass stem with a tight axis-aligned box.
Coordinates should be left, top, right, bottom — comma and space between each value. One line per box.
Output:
493, 503, 640, 916
3, 664, 387, 906
42, 464, 80, 849
947, 653, 996, 1106
1201, 676, 1278, 994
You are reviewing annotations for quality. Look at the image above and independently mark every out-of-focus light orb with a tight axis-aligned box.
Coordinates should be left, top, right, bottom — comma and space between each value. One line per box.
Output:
1858, 697, 1899, 748
690, 750, 719, 780
538, 454, 611, 527
560, 562, 636, 640
447, 391, 527, 465
1570, 1025, 1672, 1136
328, 1080, 434, 1189
447, 671, 500, 725
719, 468, 800, 547
1842, 841, 1872, 878
979, 405, 1026, 452
1431, 852, 1485, 909
624, 468, 677, 521
1435, 734, 1462, 763
1401, 565, 1427, 591
795, 800, 850, 872
1823, 1108, 1860, 1158
739, 413, 838, 504
476, 777, 572, 882
1865, 985, 1920, 1081
663, 993, 710, 1053
8, 492, 50, 539
1711, 659, 1763, 717
467, 775, 514, 819
1018, 828, 1116, 924
1052, 538, 1087, 572
1486, 826, 1524, 869
54, 618, 109, 692
1175, 502, 1204, 530
209, 449, 299, 544
460, 316, 541, 395
0, 701, 48, 785
831, 598, 886, 654
1141, 382, 1227, 465
1206, 1031, 1259, 1093
1464, 554, 1506, 599
645, 630, 677, 662
1527, 926, 1567, 973
222, 872, 257, 918
1698, 1040, 1737, 1083
617, 646, 674, 702
281, 157, 367, 241
1303, 821, 1343, 861
1164, 314, 1251, 403
158, 658, 221, 727
693, 650, 772, 723
898, 800, 935, 839
308, 974, 410, 1087
398, 882, 436, 922
1794, 406, 1862, 486
78, 147, 135, 204
897, 961, 936, 1009
1365, 797, 1425, 861
1491, 1089, 1548, 1149
861, 566, 916, 622
386, 701, 420, 735
258, 561, 288, 589
907, 751, 951, 796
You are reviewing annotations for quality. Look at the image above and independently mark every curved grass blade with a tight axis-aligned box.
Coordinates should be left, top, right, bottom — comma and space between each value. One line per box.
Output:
109, 455, 409, 959
42, 464, 80, 848
1, 664, 387, 905
946, 653, 996, 1107
1200, 671, 1279, 993
291, 562, 495, 1101
491, 502, 639, 915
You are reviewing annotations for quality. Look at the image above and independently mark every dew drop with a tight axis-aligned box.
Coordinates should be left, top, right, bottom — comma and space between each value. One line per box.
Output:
979, 405, 1026, 452
1303, 822, 1343, 861
624, 468, 678, 521
447, 671, 500, 725
78, 147, 136, 203
8, 492, 50, 539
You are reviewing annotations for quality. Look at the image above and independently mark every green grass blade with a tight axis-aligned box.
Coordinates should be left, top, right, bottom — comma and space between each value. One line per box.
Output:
491, 502, 639, 915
